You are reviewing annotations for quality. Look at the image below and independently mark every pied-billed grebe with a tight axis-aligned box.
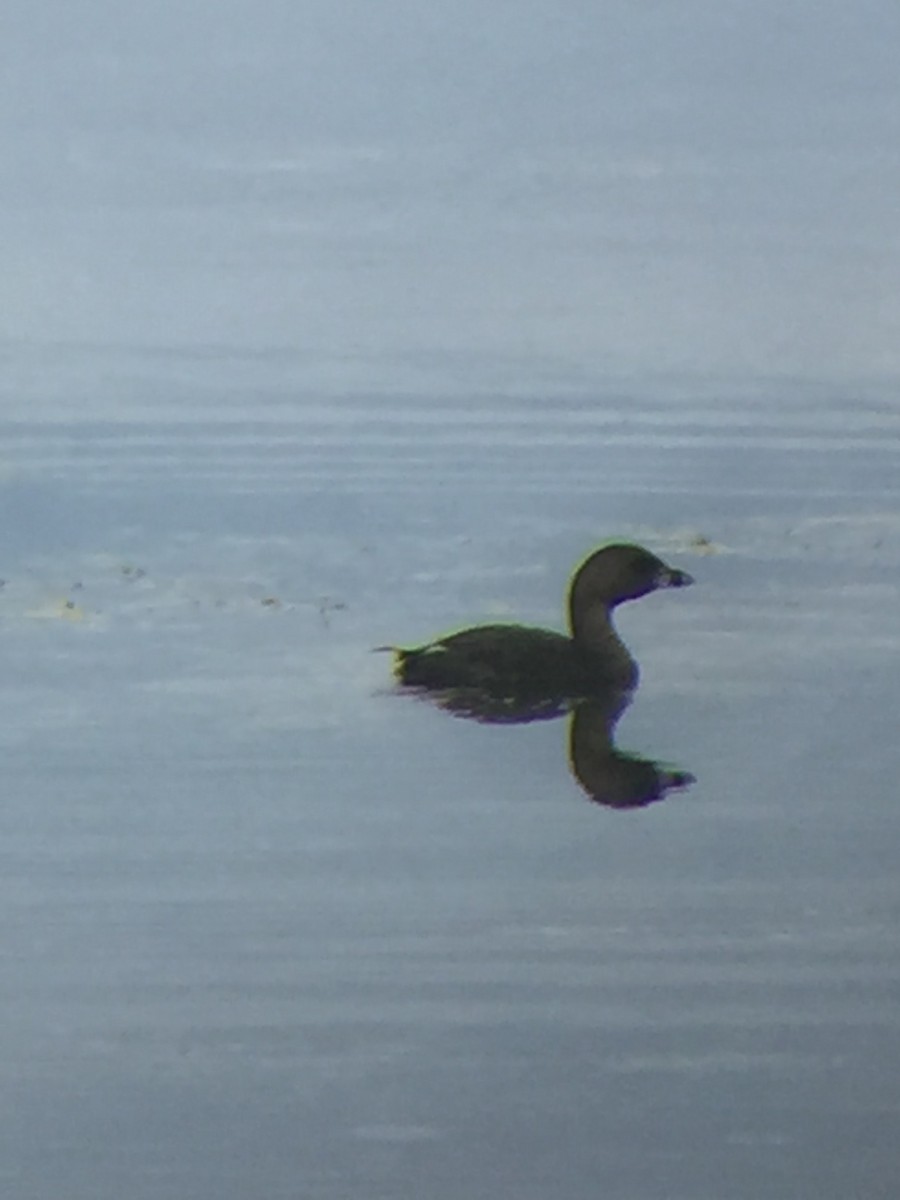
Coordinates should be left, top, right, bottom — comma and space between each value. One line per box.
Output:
388, 542, 693, 706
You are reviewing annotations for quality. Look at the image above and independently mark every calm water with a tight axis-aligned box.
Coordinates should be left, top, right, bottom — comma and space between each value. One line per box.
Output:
1, 350, 899, 1199
3, 5, 900, 1190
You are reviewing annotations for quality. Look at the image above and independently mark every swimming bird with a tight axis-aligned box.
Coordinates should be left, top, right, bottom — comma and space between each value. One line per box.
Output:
387, 542, 693, 719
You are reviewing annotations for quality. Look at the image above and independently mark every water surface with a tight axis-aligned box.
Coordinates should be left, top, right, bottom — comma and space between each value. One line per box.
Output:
3, 3, 900, 1192
2, 351, 899, 1199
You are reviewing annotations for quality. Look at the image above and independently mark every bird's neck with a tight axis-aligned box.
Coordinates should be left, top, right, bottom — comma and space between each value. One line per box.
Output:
570, 602, 637, 685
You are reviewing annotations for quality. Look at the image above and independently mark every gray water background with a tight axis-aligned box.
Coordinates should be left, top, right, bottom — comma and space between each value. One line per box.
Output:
2, 4, 900, 1197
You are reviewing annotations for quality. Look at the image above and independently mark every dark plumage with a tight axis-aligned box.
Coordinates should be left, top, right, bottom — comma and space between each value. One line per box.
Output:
388, 542, 693, 716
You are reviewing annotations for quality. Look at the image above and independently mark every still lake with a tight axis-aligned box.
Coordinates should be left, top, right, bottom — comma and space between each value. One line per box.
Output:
1, 349, 898, 1199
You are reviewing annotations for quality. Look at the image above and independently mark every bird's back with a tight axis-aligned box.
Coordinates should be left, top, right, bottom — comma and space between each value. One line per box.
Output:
395, 623, 631, 699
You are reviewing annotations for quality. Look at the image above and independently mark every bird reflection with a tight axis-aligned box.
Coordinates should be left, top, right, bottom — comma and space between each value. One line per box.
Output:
403, 680, 693, 811
567, 695, 694, 810
385, 542, 695, 810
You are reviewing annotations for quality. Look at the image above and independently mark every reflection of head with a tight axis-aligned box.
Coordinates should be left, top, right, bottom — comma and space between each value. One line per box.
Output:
568, 699, 694, 810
